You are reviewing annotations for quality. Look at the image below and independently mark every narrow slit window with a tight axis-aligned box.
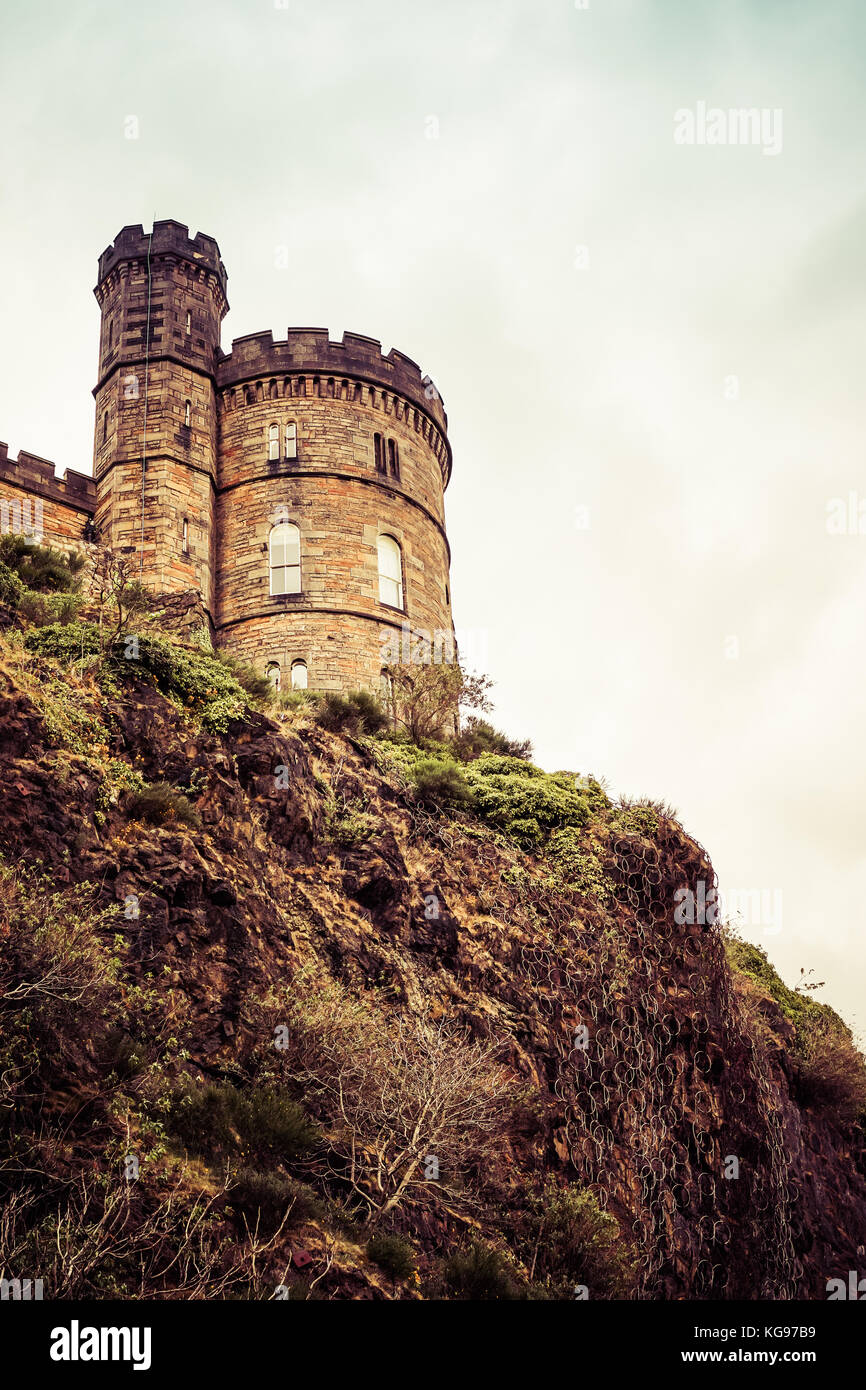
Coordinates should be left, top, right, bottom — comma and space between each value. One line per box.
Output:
377, 534, 403, 608
269, 521, 301, 595
268, 423, 280, 461
388, 438, 400, 480
184, 400, 191, 428
284, 422, 298, 460
291, 660, 308, 690
185, 310, 192, 335
107, 319, 114, 350
182, 517, 189, 553
102, 411, 108, 443
374, 432, 386, 474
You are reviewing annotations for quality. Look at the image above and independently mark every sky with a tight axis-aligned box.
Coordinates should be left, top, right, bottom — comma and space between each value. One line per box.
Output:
1, 0, 864, 1028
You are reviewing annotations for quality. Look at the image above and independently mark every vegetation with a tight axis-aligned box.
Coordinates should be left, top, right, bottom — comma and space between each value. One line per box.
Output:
451, 715, 532, 763
314, 688, 389, 736
167, 1081, 318, 1162
410, 756, 475, 808
437, 1242, 522, 1300
463, 755, 610, 850
24, 623, 256, 732
0, 533, 85, 593
366, 1233, 416, 1282
727, 937, 866, 1123
383, 662, 492, 743
522, 1181, 637, 1297
124, 781, 202, 829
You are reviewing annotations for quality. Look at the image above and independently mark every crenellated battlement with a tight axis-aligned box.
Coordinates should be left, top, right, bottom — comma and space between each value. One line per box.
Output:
216, 328, 448, 433
95, 220, 228, 302
0, 442, 96, 513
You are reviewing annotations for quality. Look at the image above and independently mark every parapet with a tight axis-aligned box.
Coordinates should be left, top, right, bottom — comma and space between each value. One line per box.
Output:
96, 220, 229, 300
216, 328, 448, 433
0, 442, 96, 513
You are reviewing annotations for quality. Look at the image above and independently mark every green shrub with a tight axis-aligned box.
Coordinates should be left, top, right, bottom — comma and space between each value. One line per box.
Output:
214, 648, 273, 701
0, 560, 24, 609
314, 689, 388, 736
797, 1027, 866, 1123
231, 1168, 298, 1236
366, 1233, 416, 1281
23, 625, 253, 733
525, 1182, 637, 1297
124, 781, 202, 829
18, 589, 82, 626
24, 620, 101, 662
451, 717, 533, 763
0, 534, 84, 593
168, 1082, 318, 1162
463, 756, 603, 849
411, 756, 474, 808
440, 1242, 521, 1300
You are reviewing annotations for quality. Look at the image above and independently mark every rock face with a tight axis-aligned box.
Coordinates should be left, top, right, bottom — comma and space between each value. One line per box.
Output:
1, 668, 865, 1299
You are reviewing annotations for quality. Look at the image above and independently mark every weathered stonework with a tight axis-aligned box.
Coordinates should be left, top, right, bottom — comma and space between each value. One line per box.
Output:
2, 221, 455, 695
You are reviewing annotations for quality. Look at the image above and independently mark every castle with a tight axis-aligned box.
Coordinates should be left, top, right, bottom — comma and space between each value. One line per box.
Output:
0, 219, 455, 697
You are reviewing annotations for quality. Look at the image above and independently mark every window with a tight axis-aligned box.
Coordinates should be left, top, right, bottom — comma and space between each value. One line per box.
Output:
284, 422, 298, 460
185, 310, 192, 336
268, 423, 280, 461
269, 521, 301, 595
182, 518, 189, 554
266, 661, 281, 692
291, 660, 308, 690
380, 668, 394, 709
107, 319, 114, 350
102, 411, 108, 443
184, 400, 191, 428
388, 438, 400, 480
377, 534, 403, 608
374, 432, 386, 474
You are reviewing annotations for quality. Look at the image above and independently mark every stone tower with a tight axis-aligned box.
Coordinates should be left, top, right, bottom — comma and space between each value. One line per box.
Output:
92, 221, 228, 611
92, 221, 454, 696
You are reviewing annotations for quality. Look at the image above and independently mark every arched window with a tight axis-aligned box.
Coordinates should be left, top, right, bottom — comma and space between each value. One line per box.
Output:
284, 422, 298, 460
266, 661, 281, 692
374, 433, 386, 474
388, 438, 400, 480
184, 400, 191, 428
291, 660, 308, 690
268, 423, 280, 461
269, 521, 301, 595
377, 534, 403, 608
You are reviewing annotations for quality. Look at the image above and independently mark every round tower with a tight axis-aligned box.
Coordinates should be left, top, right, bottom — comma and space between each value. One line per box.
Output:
214, 330, 454, 694
92, 221, 229, 613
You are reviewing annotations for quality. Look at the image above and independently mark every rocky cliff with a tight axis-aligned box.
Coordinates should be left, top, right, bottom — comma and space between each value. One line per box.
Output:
0, 617, 864, 1300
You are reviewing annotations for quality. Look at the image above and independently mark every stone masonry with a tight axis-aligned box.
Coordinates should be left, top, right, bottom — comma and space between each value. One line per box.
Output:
1, 221, 455, 695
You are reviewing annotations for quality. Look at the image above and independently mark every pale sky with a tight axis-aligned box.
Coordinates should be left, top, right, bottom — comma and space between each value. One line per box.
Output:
1, 0, 864, 1028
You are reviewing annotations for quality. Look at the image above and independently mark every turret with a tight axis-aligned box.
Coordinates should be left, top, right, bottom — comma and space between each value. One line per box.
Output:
91, 220, 228, 611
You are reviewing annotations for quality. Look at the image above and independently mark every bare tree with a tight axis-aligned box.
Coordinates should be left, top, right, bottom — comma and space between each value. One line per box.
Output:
276, 974, 516, 1219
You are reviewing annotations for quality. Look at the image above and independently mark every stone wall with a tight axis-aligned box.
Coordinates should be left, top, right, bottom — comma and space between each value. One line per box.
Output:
0, 443, 95, 553
214, 364, 453, 691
